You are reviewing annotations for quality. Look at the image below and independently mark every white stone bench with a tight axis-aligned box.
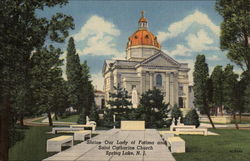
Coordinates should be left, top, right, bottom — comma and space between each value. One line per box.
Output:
170, 125, 196, 131
46, 136, 73, 152
70, 124, 96, 131
176, 128, 208, 136
74, 130, 92, 141
120, 121, 145, 130
52, 127, 85, 134
162, 132, 175, 141
167, 136, 185, 153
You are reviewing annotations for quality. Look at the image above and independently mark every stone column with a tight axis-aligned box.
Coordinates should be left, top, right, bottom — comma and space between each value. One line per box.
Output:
149, 72, 154, 90
165, 72, 170, 104
183, 84, 189, 108
173, 73, 179, 105
110, 72, 114, 92
140, 71, 146, 95
169, 72, 174, 106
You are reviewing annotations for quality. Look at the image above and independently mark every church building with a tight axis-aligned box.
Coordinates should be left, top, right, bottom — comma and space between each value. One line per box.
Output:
102, 12, 190, 109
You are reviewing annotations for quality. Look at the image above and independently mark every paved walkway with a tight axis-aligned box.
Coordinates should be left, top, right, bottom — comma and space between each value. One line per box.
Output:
44, 129, 176, 161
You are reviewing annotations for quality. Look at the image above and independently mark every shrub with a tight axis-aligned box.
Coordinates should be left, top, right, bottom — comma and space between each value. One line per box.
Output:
184, 109, 200, 128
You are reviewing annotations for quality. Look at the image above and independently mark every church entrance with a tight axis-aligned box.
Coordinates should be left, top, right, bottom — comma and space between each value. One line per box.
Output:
178, 97, 184, 108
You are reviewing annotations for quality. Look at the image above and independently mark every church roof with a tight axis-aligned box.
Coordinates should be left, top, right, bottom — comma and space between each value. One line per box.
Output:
127, 11, 160, 49
127, 30, 161, 49
138, 51, 180, 67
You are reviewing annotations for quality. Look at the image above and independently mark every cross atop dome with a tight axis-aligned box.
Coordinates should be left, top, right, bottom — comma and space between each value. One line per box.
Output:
138, 10, 148, 29
141, 10, 144, 17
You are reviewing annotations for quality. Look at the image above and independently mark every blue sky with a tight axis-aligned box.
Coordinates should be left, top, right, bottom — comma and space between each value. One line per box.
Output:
38, 0, 241, 90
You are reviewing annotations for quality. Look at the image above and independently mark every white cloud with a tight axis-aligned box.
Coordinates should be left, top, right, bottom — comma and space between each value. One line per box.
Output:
163, 29, 219, 58
91, 72, 104, 90
186, 29, 219, 52
165, 44, 192, 57
157, 10, 220, 42
73, 15, 122, 57
207, 55, 221, 61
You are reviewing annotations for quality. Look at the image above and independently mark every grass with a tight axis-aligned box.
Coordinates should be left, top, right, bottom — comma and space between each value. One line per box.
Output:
53, 114, 79, 122
9, 126, 250, 161
174, 129, 250, 161
9, 126, 83, 161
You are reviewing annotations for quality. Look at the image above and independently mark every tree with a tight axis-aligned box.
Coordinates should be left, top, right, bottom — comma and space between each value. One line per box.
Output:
108, 86, 132, 110
235, 73, 248, 122
30, 46, 64, 126
210, 65, 224, 115
244, 81, 250, 113
223, 64, 239, 129
171, 104, 183, 125
193, 54, 215, 129
0, 1, 74, 160
107, 86, 132, 123
81, 61, 95, 117
66, 37, 86, 123
89, 104, 99, 124
51, 79, 69, 120
138, 88, 169, 128
216, 0, 250, 73
184, 109, 200, 128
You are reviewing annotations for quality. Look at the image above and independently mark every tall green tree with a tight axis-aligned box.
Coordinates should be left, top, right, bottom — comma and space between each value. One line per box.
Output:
30, 46, 64, 126
106, 86, 132, 123
216, 0, 250, 73
81, 61, 95, 116
51, 78, 69, 120
210, 65, 224, 115
237, 72, 250, 121
138, 88, 169, 128
223, 64, 239, 129
108, 86, 132, 110
0, 1, 74, 160
66, 37, 86, 123
193, 54, 215, 128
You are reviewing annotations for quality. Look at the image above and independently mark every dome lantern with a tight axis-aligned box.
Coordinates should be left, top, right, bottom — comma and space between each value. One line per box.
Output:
138, 11, 148, 29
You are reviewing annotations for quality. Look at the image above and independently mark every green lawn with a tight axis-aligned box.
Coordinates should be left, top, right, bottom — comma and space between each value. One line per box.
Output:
9, 126, 250, 161
53, 114, 79, 122
9, 126, 82, 161
174, 129, 250, 161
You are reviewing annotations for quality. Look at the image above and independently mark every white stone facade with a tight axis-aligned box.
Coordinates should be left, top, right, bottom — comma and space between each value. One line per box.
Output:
102, 51, 190, 109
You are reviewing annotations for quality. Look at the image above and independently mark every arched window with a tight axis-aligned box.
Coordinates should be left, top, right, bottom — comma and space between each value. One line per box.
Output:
156, 74, 162, 86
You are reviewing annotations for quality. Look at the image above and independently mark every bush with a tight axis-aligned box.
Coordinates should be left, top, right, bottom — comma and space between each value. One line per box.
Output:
184, 109, 200, 128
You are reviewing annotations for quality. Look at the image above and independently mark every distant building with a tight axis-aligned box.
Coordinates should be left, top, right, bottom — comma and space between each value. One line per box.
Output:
103, 12, 191, 110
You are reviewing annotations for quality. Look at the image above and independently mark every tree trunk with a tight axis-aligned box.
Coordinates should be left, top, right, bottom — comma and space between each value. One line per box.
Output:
205, 106, 216, 129
233, 114, 239, 129
0, 96, 10, 161
20, 115, 24, 126
47, 112, 53, 126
